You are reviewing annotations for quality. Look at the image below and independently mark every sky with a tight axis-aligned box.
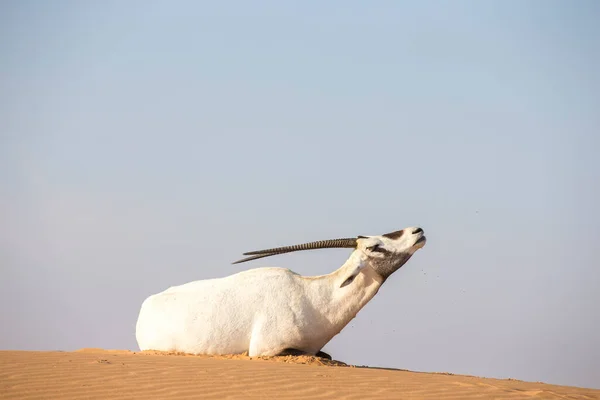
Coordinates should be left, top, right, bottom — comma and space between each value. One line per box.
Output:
1, 0, 599, 390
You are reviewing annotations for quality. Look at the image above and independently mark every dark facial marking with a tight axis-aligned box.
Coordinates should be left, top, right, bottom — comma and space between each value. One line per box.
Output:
383, 229, 405, 239
367, 244, 390, 254
370, 252, 413, 283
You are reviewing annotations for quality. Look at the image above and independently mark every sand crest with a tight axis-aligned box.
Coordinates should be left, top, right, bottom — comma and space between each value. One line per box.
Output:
1, 349, 598, 399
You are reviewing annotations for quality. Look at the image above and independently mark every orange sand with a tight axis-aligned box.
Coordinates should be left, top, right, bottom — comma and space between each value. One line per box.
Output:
1, 349, 598, 399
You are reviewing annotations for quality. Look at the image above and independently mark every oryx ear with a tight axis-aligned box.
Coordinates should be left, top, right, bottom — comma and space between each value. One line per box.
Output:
339, 263, 367, 289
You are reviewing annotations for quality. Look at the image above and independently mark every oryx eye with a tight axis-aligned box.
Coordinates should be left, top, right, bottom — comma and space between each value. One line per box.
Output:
367, 244, 384, 252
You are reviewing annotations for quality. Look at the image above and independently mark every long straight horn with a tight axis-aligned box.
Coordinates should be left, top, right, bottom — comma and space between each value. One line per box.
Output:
232, 238, 358, 264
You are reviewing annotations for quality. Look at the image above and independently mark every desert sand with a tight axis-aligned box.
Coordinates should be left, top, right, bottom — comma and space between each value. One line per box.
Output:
1, 349, 598, 399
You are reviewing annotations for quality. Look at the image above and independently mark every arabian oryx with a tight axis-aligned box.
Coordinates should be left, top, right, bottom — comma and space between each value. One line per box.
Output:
135, 226, 427, 359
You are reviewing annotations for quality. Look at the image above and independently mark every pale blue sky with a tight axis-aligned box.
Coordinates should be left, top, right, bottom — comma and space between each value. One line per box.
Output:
1, 0, 599, 390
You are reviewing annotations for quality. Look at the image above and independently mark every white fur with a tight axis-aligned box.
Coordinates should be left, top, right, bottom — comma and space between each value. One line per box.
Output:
135, 226, 426, 356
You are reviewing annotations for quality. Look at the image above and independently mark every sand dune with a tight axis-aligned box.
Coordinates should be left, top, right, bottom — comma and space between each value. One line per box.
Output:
1, 349, 598, 399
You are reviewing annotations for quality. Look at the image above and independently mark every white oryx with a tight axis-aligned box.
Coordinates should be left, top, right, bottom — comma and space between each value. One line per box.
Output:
135, 226, 427, 359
